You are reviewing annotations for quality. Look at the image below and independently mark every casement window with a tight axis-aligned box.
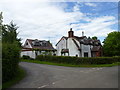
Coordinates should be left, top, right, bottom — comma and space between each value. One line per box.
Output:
26, 42, 28, 45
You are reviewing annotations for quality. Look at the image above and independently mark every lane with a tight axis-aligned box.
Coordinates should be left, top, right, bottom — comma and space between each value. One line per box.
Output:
11, 62, 118, 88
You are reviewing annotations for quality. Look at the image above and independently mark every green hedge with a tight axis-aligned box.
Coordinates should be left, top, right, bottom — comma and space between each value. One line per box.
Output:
2, 43, 20, 83
22, 55, 30, 59
36, 55, 120, 65
21, 55, 34, 60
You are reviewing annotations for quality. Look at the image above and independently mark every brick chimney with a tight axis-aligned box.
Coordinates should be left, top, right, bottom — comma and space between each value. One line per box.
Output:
68, 28, 74, 37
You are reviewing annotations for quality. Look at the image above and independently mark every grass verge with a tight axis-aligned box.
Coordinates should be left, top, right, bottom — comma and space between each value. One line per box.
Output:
2, 66, 26, 89
21, 59, 120, 67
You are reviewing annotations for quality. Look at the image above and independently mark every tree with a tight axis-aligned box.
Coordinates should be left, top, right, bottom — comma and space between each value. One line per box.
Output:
88, 36, 91, 39
103, 31, 120, 56
2, 21, 21, 46
92, 36, 98, 40
0, 12, 3, 40
1, 13, 21, 83
0, 12, 3, 25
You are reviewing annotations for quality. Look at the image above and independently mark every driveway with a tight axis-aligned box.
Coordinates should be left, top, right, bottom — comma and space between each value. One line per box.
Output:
11, 62, 118, 88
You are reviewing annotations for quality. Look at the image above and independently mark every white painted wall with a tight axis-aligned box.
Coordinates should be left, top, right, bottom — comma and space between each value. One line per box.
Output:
56, 37, 93, 57
21, 51, 36, 59
81, 44, 91, 57
24, 40, 32, 48
21, 50, 55, 59
67, 38, 80, 57
56, 38, 67, 56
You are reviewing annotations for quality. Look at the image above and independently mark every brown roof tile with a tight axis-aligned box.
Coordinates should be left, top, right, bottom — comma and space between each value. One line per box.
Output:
24, 39, 55, 50
91, 46, 101, 52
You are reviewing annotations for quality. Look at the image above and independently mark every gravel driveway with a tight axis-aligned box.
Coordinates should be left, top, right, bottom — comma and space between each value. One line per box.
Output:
11, 62, 118, 88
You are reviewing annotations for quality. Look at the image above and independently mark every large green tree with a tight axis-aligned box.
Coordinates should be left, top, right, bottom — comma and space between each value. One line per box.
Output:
0, 11, 2, 39
1, 12, 21, 83
103, 31, 120, 56
2, 21, 21, 46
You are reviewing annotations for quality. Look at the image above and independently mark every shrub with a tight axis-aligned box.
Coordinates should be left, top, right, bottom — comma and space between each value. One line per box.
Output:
2, 43, 20, 83
22, 55, 30, 59
36, 55, 120, 65
21, 55, 34, 60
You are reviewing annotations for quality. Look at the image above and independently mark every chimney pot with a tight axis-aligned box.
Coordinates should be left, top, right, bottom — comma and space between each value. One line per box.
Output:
82, 31, 84, 36
68, 28, 74, 37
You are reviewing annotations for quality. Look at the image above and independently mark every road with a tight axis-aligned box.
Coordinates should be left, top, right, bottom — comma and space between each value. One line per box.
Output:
11, 62, 118, 88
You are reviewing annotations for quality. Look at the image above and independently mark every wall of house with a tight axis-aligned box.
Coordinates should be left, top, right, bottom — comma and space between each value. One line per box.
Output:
81, 44, 91, 57
21, 51, 36, 59
56, 37, 93, 57
67, 38, 80, 57
56, 38, 67, 56
21, 50, 55, 59
24, 40, 32, 48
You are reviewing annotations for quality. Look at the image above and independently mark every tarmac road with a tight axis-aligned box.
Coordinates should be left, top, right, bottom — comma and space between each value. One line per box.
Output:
11, 62, 118, 88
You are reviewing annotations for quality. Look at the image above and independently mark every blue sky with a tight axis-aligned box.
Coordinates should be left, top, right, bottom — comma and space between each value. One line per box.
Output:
0, 0, 118, 47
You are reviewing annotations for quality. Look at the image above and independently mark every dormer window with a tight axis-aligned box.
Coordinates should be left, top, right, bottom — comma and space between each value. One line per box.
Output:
43, 42, 47, 47
34, 42, 40, 46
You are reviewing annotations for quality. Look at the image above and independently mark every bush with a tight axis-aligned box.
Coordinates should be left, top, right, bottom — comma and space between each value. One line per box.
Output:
36, 55, 120, 65
22, 55, 30, 59
21, 55, 34, 60
2, 43, 20, 83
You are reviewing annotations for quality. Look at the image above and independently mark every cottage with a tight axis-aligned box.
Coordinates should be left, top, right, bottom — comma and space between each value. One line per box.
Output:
56, 28, 102, 57
21, 39, 56, 59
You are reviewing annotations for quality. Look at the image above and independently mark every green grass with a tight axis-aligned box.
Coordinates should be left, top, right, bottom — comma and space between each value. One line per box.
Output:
21, 59, 120, 67
2, 66, 26, 89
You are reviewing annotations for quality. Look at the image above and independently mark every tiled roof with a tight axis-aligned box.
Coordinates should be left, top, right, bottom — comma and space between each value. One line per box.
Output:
72, 39, 80, 50
24, 39, 55, 50
73, 36, 101, 45
91, 46, 101, 52
56, 36, 68, 46
56, 35, 101, 46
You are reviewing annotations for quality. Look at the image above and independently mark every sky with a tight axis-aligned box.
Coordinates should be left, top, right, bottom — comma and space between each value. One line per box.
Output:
0, 0, 118, 47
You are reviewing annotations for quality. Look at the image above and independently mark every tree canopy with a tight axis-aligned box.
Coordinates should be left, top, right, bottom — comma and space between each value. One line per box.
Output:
103, 31, 120, 56
2, 21, 21, 45
92, 36, 98, 40
1, 12, 21, 83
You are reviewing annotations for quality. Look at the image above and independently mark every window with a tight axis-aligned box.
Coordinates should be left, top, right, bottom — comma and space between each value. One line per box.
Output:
44, 43, 47, 46
84, 52, 88, 57
34, 42, 40, 46
26, 42, 28, 45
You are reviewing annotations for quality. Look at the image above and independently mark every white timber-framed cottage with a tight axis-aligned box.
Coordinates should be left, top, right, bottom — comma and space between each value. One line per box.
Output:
56, 28, 102, 57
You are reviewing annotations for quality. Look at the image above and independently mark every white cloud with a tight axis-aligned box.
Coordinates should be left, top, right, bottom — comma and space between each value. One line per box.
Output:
74, 16, 117, 37
0, 1, 85, 45
0, 1, 117, 47
73, 4, 80, 12
84, 2, 97, 7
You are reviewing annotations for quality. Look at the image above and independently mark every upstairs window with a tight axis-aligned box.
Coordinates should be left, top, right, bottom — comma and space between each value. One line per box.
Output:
26, 42, 28, 45
34, 42, 40, 46
43, 43, 47, 47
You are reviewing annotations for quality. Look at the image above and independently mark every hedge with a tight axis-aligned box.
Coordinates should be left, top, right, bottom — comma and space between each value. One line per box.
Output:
2, 43, 20, 83
36, 55, 120, 65
21, 55, 34, 60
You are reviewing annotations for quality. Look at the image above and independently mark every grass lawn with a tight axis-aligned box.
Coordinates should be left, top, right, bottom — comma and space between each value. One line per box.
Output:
2, 66, 26, 89
21, 59, 120, 67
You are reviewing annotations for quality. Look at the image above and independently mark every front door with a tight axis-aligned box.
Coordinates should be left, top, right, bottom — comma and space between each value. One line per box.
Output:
84, 52, 88, 57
